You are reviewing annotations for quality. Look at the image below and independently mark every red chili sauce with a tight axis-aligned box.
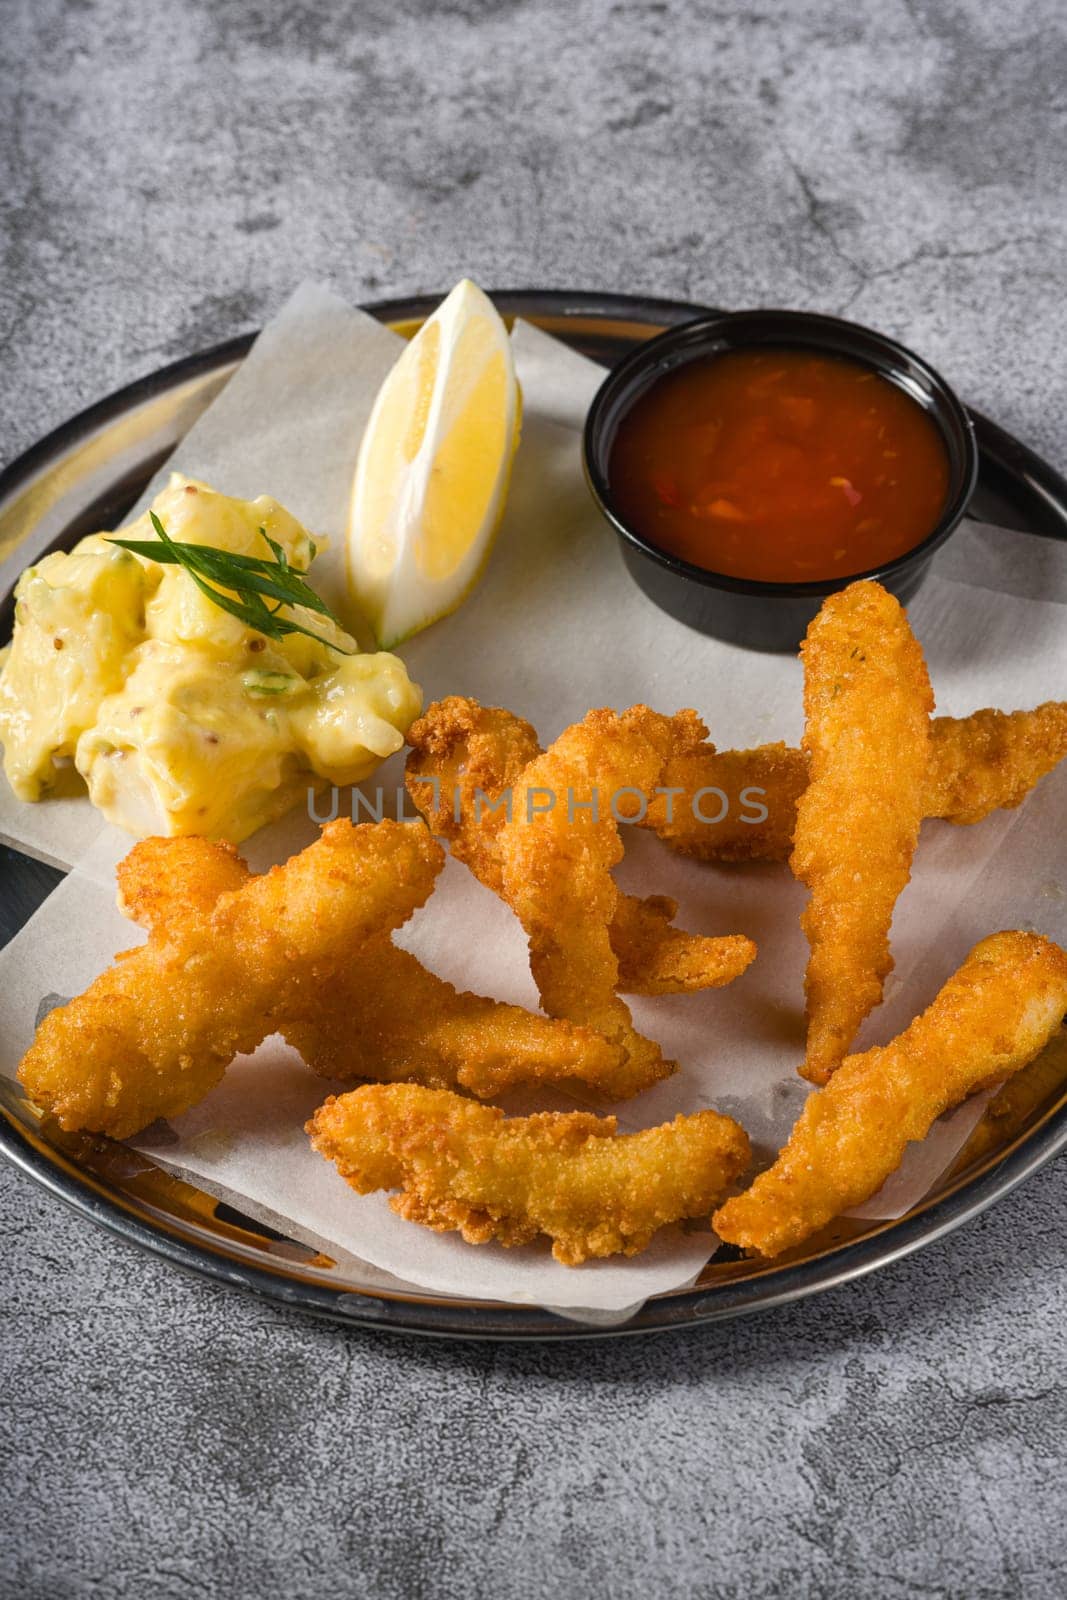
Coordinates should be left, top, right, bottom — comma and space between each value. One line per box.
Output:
607, 347, 950, 583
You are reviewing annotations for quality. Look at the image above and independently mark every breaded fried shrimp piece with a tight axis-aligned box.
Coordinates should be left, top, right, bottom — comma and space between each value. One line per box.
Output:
405, 696, 540, 895
406, 696, 754, 995
924, 701, 1067, 824
497, 706, 700, 1095
119, 836, 629, 1099
643, 741, 808, 864
309, 1083, 751, 1265
117, 834, 249, 926
713, 931, 1067, 1258
607, 893, 756, 995
641, 704, 1067, 864
19, 821, 441, 1138
283, 940, 628, 1098
792, 582, 934, 1083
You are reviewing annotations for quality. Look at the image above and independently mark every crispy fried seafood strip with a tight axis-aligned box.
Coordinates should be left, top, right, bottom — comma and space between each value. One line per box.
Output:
285, 942, 630, 1098
405, 697, 540, 895
497, 706, 712, 1095
606, 893, 754, 997
924, 701, 1067, 824
642, 703, 1067, 863
309, 1083, 751, 1265
19, 820, 441, 1138
714, 932, 1067, 1258
118, 836, 629, 1100
116, 833, 250, 923
792, 581, 934, 1083
644, 741, 807, 863
405, 696, 755, 995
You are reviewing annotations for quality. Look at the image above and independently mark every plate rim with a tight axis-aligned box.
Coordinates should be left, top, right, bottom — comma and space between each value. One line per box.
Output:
1, 286, 1065, 1340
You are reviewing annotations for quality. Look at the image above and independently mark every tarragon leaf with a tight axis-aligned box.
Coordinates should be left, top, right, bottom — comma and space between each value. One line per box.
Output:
108, 512, 352, 654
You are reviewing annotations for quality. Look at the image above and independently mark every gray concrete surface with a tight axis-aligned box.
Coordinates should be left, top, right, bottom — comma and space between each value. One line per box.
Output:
1, 1, 1065, 1594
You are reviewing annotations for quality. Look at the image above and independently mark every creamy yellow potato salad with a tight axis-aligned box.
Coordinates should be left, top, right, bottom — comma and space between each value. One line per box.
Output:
0, 474, 422, 841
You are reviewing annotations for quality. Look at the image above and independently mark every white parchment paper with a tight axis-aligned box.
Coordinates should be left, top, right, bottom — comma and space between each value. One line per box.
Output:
1, 283, 1066, 1316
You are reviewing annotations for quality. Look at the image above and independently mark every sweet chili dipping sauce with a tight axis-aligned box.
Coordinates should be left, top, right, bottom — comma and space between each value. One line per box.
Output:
607, 347, 951, 583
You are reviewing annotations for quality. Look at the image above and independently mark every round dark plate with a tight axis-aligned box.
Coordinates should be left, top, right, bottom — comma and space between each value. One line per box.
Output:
1, 290, 1065, 1340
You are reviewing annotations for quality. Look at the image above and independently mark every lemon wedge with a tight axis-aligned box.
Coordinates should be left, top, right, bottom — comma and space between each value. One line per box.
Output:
347, 279, 521, 648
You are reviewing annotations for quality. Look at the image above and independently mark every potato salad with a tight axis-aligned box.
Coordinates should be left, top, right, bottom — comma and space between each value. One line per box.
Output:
0, 474, 421, 841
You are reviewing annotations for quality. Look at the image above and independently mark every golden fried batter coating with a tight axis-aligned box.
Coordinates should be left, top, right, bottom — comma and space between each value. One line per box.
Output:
405, 696, 540, 896
309, 1083, 752, 1265
643, 741, 807, 863
924, 701, 1067, 824
19, 820, 441, 1138
283, 941, 628, 1098
118, 835, 630, 1100
116, 834, 249, 924
607, 893, 755, 996
497, 706, 706, 1095
791, 581, 934, 1082
713, 931, 1067, 1258
642, 703, 1067, 863
405, 695, 755, 995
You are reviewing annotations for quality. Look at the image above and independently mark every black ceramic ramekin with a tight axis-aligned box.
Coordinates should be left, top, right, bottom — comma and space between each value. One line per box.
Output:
582, 309, 979, 652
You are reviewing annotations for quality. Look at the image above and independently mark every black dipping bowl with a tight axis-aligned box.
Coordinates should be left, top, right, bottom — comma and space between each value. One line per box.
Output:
582, 309, 979, 652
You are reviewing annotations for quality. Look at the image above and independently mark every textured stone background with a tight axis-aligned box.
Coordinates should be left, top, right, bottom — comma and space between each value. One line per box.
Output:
1, 1, 1065, 1595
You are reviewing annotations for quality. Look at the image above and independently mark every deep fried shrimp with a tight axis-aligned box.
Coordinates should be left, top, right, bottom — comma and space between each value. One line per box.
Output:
497, 706, 705, 1095
118, 835, 630, 1100
642, 703, 1067, 863
405, 695, 756, 995
713, 931, 1067, 1258
309, 1083, 751, 1265
116, 833, 249, 923
607, 893, 755, 996
791, 581, 934, 1082
644, 741, 807, 863
404, 696, 540, 895
19, 820, 441, 1138
285, 941, 632, 1098
924, 701, 1067, 824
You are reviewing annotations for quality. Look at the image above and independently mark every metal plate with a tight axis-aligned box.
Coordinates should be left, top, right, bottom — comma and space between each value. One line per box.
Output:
2, 290, 1065, 1340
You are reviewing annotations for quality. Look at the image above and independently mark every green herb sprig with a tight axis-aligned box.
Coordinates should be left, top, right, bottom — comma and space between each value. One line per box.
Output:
108, 513, 353, 655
